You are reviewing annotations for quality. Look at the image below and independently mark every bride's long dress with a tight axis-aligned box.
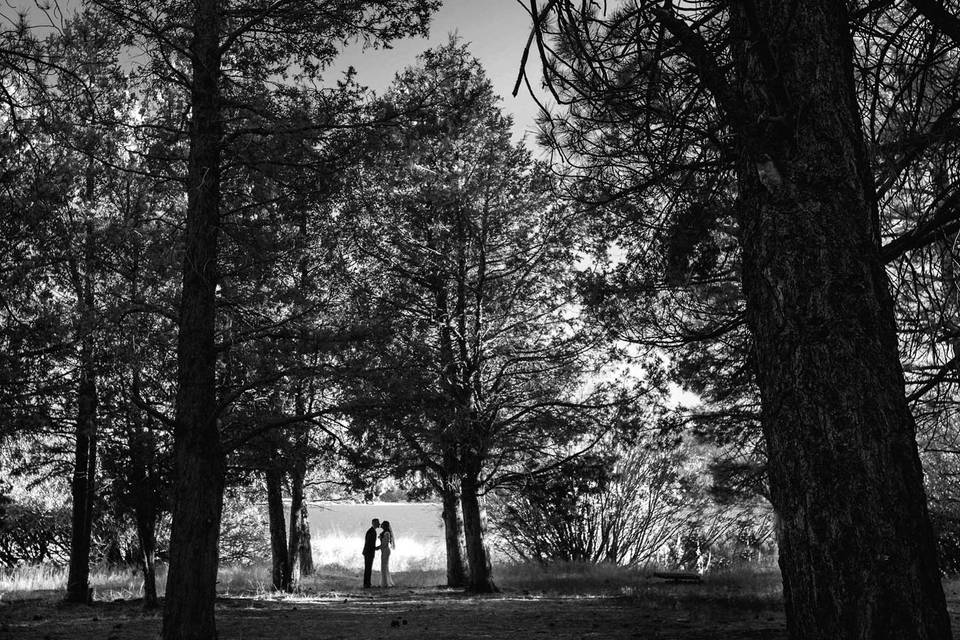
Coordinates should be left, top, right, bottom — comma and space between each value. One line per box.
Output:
380, 532, 394, 587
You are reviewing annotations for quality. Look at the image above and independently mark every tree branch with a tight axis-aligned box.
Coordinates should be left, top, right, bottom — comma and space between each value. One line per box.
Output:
907, 0, 960, 46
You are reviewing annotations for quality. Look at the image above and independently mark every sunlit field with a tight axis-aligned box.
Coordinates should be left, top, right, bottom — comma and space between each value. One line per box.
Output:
0, 532, 446, 600
6, 556, 960, 640
299, 501, 448, 572
0, 497, 784, 602
6, 1, 960, 638
0, 557, 786, 602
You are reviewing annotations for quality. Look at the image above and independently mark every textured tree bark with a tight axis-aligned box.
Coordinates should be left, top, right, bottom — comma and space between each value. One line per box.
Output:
297, 502, 314, 577
65, 161, 100, 605
726, 2, 951, 638
440, 475, 468, 587
460, 472, 496, 593
65, 202, 100, 605
128, 413, 160, 609
287, 399, 312, 581
161, 1, 225, 637
134, 510, 158, 609
285, 464, 306, 591
65, 358, 97, 604
265, 467, 289, 592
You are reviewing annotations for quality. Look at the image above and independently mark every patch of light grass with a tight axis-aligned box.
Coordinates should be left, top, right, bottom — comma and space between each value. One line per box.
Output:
216, 531, 446, 596
0, 564, 162, 601
496, 560, 647, 595
493, 559, 784, 606
0, 531, 445, 601
0, 564, 66, 594
307, 530, 445, 572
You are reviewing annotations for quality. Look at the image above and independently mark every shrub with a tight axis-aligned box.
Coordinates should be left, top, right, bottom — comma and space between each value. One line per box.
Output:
490, 449, 689, 565
219, 491, 269, 565
0, 498, 71, 567
489, 444, 776, 571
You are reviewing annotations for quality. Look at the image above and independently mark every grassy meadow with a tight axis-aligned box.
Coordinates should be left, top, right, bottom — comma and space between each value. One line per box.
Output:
7, 543, 960, 640
0, 557, 787, 605
1, 501, 446, 600
0, 501, 782, 601
0, 560, 802, 640
299, 501, 447, 572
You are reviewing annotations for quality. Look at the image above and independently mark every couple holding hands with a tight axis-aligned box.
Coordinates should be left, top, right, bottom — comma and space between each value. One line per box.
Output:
361, 518, 396, 588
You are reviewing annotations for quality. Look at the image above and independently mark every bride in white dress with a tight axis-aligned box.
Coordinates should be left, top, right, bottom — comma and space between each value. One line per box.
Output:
379, 520, 396, 587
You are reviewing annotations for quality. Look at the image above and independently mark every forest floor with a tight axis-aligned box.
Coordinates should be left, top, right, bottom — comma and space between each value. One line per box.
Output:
3, 569, 960, 639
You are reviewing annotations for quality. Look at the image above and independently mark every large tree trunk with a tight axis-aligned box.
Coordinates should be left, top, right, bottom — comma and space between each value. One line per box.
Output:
440, 475, 468, 587
128, 411, 160, 609
65, 358, 97, 604
123, 189, 161, 610
265, 467, 289, 592
285, 462, 306, 590
728, 2, 950, 638
285, 411, 310, 588
161, 1, 225, 638
135, 511, 158, 609
460, 472, 496, 593
65, 165, 100, 606
297, 502, 314, 577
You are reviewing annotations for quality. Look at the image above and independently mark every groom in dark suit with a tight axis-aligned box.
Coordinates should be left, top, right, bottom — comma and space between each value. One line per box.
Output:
362, 518, 380, 588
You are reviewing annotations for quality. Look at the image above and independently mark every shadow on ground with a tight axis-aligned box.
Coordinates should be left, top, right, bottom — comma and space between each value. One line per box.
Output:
1, 581, 785, 640
4, 580, 960, 640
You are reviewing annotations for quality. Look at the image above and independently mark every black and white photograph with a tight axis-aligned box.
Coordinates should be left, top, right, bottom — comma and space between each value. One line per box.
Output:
2, 1, 960, 638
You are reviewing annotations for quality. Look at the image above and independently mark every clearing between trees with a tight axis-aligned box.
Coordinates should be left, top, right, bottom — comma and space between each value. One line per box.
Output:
4, 572, 960, 640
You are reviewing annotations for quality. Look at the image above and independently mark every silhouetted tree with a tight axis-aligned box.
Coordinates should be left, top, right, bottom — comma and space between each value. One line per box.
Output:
522, 2, 952, 637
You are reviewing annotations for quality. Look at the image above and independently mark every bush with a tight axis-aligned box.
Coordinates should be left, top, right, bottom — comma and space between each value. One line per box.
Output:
921, 448, 960, 576
0, 498, 71, 567
219, 491, 269, 565
490, 448, 690, 566
930, 505, 960, 575
489, 443, 776, 571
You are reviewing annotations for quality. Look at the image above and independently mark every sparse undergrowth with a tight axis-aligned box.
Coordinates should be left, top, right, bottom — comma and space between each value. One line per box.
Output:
4, 562, 960, 640
1, 559, 781, 602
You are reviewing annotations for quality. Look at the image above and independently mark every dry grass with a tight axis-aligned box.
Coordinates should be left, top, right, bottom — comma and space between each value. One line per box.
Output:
215, 562, 448, 597
0, 533, 780, 608
1, 560, 781, 603
0, 563, 163, 600
0, 532, 448, 601
0, 562, 446, 601
304, 530, 446, 572
494, 559, 782, 607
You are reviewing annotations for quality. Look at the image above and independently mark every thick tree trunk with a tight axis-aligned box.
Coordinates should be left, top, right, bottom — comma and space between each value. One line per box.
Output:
727, 2, 950, 638
265, 467, 289, 592
440, 476, 468, 587
460, 473, 496, 593
285, 465, 306, 590
124, 195, 160, 610
161, 2, 225, 638
127, 406, 160, 609
134, 509, 158, 609
298, 502, 314, 577
65, 359, 97, 604
66, 170, 100, 606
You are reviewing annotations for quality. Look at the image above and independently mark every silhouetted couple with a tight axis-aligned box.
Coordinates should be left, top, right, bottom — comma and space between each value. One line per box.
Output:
361, 518, 395, 588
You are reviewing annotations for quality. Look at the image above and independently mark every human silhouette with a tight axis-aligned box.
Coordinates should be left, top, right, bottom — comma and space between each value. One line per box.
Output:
361, 518, 380, 588
379, 520, 396, 587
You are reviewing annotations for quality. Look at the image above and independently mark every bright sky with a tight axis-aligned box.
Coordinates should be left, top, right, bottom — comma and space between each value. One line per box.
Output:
6, 0, 548, 143
333, 0, 546, 143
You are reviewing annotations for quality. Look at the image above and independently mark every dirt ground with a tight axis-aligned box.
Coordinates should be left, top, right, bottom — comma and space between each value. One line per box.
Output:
3, 582, 960, 640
